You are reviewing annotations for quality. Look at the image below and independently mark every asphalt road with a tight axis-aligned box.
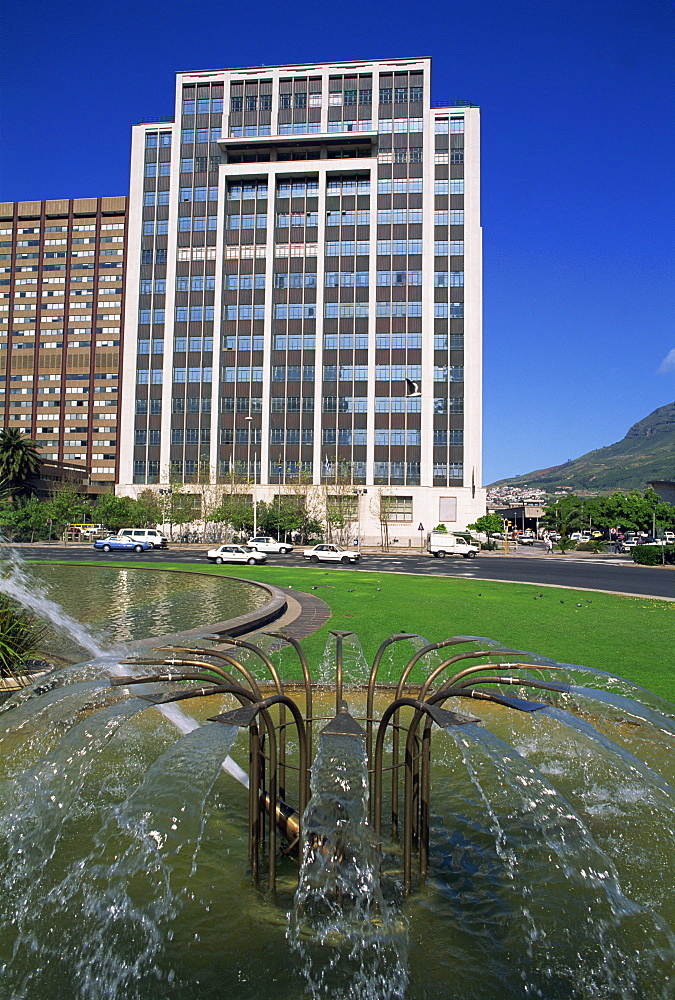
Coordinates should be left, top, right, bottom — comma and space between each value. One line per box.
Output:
9, 543, 674, 600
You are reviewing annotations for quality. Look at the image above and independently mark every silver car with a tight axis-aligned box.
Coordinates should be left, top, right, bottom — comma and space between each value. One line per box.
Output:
302, 543, 360, 564
247, 536, 294, 554
206, 545, 267, 565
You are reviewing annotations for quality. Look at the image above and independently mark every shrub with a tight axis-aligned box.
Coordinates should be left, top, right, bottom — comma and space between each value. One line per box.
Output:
631, 545, 675, 566
555, 537, 577, 554
0, 595, 48, 682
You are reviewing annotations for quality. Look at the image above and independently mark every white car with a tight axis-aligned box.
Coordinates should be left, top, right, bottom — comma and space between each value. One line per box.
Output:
247, 536, 294, 554
207, 544, 267, 565
303, 543, 361, 564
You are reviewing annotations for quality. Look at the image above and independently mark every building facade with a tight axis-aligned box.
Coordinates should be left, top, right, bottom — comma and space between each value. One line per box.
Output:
118, 57, 484, 541
0, 197, 127, 490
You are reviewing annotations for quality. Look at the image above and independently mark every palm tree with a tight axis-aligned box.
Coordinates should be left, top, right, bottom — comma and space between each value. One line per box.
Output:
0, 427, 41, 494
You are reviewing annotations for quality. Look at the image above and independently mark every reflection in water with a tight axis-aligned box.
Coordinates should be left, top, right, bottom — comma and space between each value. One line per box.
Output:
25, 565, 268, 658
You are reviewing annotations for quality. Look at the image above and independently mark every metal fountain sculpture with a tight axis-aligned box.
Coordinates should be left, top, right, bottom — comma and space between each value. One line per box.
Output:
111, 629, 574, 894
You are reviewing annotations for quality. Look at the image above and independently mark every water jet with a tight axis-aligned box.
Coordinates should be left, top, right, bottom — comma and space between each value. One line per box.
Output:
0, 569, 673, 998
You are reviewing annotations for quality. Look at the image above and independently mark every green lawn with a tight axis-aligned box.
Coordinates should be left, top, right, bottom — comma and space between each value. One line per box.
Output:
46, 560, 675, 701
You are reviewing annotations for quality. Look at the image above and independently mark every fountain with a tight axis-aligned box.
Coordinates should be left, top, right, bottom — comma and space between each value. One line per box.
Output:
0, 570, 674, 999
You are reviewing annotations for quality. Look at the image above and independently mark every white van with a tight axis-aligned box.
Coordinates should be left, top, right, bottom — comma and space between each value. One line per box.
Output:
426, 531, 479, 559
117, 528, 168, 549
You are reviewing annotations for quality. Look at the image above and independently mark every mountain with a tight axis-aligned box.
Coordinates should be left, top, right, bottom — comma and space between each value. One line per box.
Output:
489, 402, 675, 492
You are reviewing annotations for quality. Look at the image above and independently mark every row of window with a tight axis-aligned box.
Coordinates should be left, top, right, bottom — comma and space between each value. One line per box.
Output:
227, 214, 268, 229
181, 129, 222, 144
178, 216, 218, 231
377, 118, 424, 133
145, 133, 172, 148
434, 119, 464, 134
181, 156, 222, 173
139, 334, 464, 359
274, 304, 317, 320
179, 186, 219, 202
226, 182, 268, 200
276, 212, 320, 227
377, 148, 422, 164
224, 335, 264, 350
183, 98, 223, 114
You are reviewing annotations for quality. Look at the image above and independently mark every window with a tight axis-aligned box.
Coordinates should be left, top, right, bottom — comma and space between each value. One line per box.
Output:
379, 87, 392, 103
231, 96, 243, 112
383, 495, 413, 520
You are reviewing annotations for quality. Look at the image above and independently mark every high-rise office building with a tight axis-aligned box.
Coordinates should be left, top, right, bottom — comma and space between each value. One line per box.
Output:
0, 197, 127, 490
119, 57, 484, 541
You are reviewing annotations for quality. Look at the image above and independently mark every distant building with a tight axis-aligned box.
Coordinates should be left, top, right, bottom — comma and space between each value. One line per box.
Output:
648, 481, 675, 505
117, 57, 485, 541
0, 197, 127, 490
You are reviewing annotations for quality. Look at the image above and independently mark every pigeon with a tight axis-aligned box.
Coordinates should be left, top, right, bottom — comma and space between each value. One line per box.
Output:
405, 377, 421, 397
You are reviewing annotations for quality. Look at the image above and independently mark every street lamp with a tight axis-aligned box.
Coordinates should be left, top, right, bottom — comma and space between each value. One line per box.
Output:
158, 488, 173, 535
245, 416, 257, 537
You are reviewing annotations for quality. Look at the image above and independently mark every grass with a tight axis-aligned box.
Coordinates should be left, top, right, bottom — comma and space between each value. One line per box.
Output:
37, 559, 675, 702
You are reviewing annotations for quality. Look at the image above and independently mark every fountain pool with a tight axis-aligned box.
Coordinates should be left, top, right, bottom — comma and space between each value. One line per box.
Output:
0, 569, 673, 999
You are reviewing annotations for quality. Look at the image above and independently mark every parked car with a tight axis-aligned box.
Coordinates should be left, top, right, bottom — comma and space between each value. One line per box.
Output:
303, 543, 361, 564
247, 536, 294, 554
517, 531, 535, 545
93, 535, 152, 553
207, 544, 267, 565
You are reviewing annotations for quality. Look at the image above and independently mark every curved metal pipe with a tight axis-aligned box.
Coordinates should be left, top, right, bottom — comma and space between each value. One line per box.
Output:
264, 631, 313, 773
365, 633, 418, 768
388, 638, 477, 836
123, 653, 263, 701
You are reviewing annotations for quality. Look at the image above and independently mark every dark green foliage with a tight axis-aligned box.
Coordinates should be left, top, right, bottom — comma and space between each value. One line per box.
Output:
0, 594, 48, 680
631, 545, 675, 566
0, 428, 41, 494
555, 537, 577, 553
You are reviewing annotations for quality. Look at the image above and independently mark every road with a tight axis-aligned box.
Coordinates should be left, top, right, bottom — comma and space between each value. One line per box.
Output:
8, 543, 674, 600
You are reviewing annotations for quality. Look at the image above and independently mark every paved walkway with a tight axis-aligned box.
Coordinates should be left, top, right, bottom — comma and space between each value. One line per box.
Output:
253, 587, 332, 641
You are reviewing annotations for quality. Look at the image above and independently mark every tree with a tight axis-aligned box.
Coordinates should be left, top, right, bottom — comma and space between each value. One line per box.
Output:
92, 493, 139, 532
44, 487, 92, 535
135, 489, 163, 528
1, 495, 49, 542
466, 513, 504, 543
371, 489, 392, 550
0, 428, 41, 495
541, 495, 585, 538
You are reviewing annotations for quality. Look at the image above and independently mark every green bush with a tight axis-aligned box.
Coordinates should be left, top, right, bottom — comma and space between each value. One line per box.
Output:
631, 545, 675, 566
0, 595, 48, 681
555, 537, 577, 554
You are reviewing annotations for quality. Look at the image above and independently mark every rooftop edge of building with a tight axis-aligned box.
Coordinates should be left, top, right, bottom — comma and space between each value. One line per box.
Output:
174, 55, 433, 77
0, 196, 127, 219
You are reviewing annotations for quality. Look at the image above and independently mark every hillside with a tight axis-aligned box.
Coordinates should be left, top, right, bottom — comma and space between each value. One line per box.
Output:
489, 401, 675, 492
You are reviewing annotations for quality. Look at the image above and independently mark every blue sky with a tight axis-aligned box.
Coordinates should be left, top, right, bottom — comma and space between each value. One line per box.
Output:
1, 0, 672, 483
